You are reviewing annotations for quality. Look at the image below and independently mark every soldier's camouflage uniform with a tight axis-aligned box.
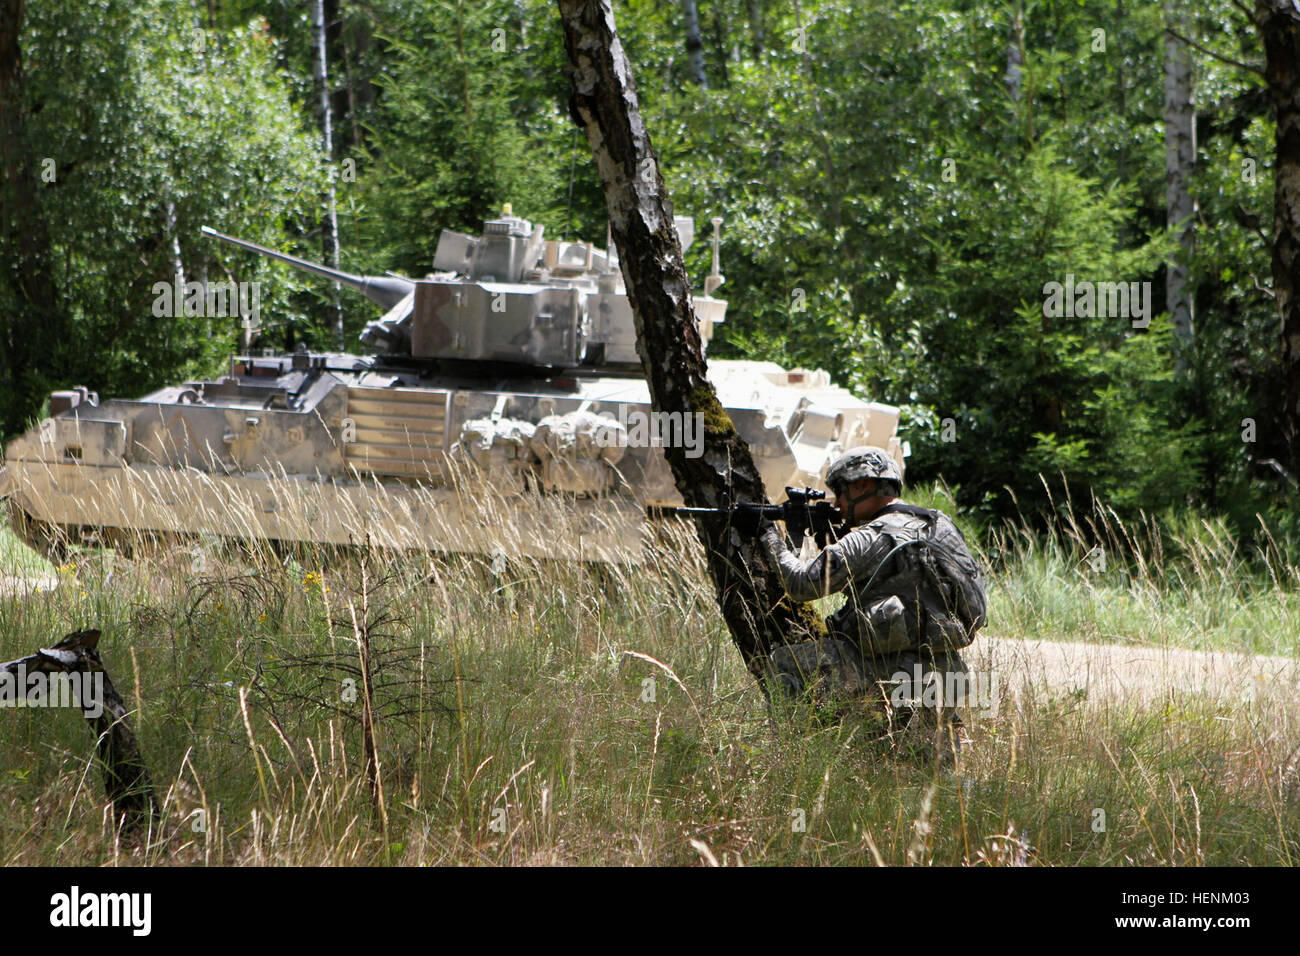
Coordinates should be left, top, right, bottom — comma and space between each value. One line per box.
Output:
761, 505, 981, 762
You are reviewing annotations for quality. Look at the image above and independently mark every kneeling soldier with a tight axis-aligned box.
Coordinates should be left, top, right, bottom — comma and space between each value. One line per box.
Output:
760, 446, 987, 763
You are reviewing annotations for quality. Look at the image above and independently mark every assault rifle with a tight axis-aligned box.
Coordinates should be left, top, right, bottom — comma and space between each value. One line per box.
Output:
647, 486, 844, 549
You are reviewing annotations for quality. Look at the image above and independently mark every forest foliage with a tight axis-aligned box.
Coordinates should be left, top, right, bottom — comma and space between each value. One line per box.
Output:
0, 0, 1293, 536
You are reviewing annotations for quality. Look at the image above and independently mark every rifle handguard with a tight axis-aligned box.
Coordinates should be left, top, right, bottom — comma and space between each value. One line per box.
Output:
644, 484, 843, 548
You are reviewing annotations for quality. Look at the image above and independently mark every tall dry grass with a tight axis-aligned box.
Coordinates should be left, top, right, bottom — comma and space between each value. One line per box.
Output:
1, 475, 1297, 865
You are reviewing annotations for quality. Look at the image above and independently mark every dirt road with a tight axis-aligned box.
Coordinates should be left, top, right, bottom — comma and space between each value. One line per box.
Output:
0, 573, 58, 600
971, 635, 1300, 705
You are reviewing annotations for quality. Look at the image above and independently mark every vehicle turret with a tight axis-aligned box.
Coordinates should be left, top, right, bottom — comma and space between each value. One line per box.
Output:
204, 209, 726, 368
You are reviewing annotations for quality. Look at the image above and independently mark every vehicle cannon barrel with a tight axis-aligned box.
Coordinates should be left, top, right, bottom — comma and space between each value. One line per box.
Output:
201, 226, 415, 310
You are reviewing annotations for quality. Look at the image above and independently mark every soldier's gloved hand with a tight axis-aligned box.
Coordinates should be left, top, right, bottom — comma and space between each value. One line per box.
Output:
759, 518, 788, 554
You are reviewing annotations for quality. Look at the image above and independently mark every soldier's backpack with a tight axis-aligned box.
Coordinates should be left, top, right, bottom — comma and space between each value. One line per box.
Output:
871, 503, 987, 649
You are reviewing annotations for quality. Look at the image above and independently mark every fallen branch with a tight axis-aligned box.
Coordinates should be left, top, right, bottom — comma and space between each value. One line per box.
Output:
1, 629, 157, 834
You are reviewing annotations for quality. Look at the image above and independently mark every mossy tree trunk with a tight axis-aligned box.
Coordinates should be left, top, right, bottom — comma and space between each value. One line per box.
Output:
555, 0, 820, 685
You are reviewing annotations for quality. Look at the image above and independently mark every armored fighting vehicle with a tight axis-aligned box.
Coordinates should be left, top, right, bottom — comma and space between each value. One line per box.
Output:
0, 209, 905, 563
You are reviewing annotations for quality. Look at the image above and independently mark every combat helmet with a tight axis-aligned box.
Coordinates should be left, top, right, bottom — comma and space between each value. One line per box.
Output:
825, 445, 903, 496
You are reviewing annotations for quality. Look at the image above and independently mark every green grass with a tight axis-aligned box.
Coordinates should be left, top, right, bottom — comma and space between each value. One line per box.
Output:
0, 491, 1297, 866
0, 519, 52, 576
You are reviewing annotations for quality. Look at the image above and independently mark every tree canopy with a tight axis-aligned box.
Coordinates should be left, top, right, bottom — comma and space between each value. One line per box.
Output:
1, 0, 1295, 537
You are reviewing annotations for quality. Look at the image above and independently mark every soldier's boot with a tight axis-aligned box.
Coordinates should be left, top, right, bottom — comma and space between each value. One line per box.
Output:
937, 715, 974, 772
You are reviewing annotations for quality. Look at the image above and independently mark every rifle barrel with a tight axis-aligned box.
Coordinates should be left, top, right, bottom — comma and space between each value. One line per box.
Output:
645, 504, 781, 514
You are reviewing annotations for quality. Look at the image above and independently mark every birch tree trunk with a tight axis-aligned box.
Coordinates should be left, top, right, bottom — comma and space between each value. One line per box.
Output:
680, 0, 708, 88
314, 0, 344, 351
1164, 1, 1196, 363
1005, 6, 1023, 102
555, 0, 821, 685
1255, 0, 1300, 480
746, 0, 764, 57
